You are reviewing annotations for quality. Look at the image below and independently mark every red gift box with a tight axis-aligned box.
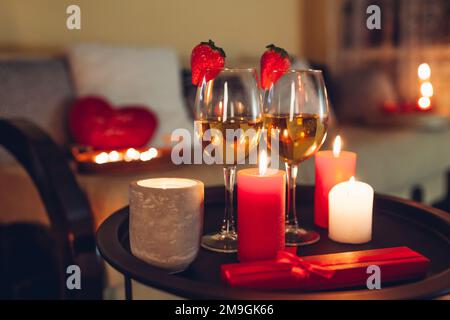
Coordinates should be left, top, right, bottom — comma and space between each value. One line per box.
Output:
221, 247, 430, 291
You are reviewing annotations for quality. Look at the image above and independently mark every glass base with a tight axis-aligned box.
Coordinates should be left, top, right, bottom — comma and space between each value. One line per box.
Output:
201, 231, 238, 253
285, 225, 320, 246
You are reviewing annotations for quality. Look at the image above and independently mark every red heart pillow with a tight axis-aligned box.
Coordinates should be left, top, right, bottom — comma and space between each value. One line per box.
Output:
69, 96, 158, 150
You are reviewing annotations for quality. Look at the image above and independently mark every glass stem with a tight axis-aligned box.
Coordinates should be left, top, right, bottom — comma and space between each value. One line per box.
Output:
221, 165, 236, 234
285, 162, 299, 227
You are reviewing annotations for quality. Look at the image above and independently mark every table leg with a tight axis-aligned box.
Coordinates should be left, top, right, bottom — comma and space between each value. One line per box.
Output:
124, 275, 133, 300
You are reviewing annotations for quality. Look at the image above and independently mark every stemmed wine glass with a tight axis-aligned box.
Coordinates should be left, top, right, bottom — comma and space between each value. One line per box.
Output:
194, 68, 263, 252
263, 69, 329, 246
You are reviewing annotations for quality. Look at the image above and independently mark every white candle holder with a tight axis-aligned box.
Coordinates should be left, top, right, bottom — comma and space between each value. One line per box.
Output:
129, 178, 204, 272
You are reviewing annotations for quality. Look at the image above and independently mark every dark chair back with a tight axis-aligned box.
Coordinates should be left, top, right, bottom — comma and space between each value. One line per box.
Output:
0, 118, 104, 299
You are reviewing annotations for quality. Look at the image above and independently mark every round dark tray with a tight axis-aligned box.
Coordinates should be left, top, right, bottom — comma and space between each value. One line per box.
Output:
96, 186, 450, 299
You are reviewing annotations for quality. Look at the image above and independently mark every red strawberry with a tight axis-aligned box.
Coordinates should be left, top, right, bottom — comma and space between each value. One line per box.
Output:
260, 44, 291, 89
191, 39, 226, 85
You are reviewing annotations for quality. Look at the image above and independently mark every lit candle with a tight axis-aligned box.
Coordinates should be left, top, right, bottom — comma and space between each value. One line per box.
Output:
94, 152, 109, 164
108, 150, 121, 162
237, 151, 285, 262
314, 136, 357, 228
418, 97, 431, 110
129, 178, 204, 272
139, 147, 158, 161
420, 82, 433, 97
418, 63, 431, 80
125, 148, 141, 161
328, 177, 374, 244
417, 63, 433, 111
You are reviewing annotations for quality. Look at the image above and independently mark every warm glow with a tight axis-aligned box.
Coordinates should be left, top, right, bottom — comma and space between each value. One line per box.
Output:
333, 135, 342, 157
125, 148, 140, 161
83, 146, 161, 165
418, 63, 431, 80
148, 147, 158, 158
139, 151, 152, 161
108, 150, 120, 162
418, 97, 431, 110
420, 82, 433, 97
259, 150, 268, 176
139, 148, 158, 161
137, 178, 197, 189
94, 152, 109, 164
211, 134, 221, 146
283, 129, 289, 138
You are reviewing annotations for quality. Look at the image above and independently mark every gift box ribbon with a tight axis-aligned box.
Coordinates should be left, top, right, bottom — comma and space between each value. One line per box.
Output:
222, 247, 429, 291
302, 246, 426, 267
276, 251, 335, 280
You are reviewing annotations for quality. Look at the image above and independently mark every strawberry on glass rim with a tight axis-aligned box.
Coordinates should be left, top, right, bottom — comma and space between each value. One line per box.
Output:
191, 39, 226, 86
260, 44, 291, 90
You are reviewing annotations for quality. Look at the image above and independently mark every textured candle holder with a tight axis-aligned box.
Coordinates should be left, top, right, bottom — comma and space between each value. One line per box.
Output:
129, 178, 204, 272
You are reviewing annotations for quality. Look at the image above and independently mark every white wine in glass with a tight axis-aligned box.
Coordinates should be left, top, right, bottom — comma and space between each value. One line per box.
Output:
264, 113, 328, 164
263, 70, 329, 246
194, 68, 262, 253
196, 118, 262, 165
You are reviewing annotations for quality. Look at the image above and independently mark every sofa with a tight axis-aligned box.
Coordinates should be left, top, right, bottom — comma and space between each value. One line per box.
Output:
1, 45, 449, 299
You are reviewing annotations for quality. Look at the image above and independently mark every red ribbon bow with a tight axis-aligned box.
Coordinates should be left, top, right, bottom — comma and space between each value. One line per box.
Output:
276, 251, 335, 280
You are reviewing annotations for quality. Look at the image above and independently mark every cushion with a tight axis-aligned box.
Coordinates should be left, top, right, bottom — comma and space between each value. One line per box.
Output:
67, 44, 193, 147
0, 58, 74, 163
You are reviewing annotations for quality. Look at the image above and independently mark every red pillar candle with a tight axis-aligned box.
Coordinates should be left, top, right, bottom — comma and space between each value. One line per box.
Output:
314, 136, 356, 228
237, 152, 285, 262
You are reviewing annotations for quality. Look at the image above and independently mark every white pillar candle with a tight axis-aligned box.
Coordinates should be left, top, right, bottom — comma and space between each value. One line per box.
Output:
328, 177, 374, 244
129, 178, 204, 272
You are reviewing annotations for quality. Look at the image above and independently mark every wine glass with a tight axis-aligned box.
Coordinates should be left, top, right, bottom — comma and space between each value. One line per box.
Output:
263, 69, 329, 246
194, 68, 263, 252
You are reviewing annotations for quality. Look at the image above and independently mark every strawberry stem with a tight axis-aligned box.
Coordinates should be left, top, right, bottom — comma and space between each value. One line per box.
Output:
200, 39, 226, 57
266, 44, 289, 58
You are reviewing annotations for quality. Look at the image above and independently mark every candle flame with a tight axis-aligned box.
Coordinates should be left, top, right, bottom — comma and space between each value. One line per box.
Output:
92, 147, 159, 164
94, 152, 109, 164
259, 150, 268, 176
125, 148, 140, 161
108, 150, 120, 162
139, 147, 159, 161
418, 63, 431, 80
420, 82, 433, 97
148, 147, 158, 158
139, 151, 152, 161
333, 135, 342, 157
350, 176, 355, 182
418, 97, 431, 110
